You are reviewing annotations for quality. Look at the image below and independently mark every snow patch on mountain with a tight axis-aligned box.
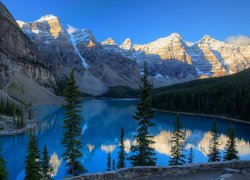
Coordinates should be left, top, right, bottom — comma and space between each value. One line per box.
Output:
211, 50, 229, 74
67, 25, 89, 69
16, 20, 25, 28
155, 73, 164, 79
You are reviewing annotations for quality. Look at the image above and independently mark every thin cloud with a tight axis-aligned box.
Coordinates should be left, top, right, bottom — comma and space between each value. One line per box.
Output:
226, 35, 250, 46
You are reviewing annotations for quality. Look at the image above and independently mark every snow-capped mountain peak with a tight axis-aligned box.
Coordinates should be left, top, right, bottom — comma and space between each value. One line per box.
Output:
120, 38, 132, 50
67, 25, 95, 42
16, 14, 250, 87
17, 14, 63, 39
169, 32, 182, 39
16, 20, 25, 28
102, 38, 116, 45
198, 34, 225, 49
202, 34, 211, 39
35, 14, 59, 22
199, 34, 223, 44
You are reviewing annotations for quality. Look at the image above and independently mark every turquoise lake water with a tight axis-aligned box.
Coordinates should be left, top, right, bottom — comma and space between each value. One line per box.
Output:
0, 99, 250, 179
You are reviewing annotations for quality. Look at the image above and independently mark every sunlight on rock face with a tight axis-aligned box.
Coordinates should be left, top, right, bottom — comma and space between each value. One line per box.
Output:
198, 132, 250, 156
131, 130, 190, 156
101, 144, 116, 153
185, 129, 204, 148
87, 144, 95, 152
48, 20, 62, 39
152, 130, 172, 156
237, 140, 250, 156
185, 130, 192, 140
124, 139, 131, 153
49, 152, 61, 177
150, 129, 250, 158
87, 40, 95, 47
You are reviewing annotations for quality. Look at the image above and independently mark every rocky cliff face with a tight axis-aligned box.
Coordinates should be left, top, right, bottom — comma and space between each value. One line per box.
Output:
66, 26, 140, 88
0, 3, 55, 86
119, 33, 250, 79
15, 13, 250, 92
17, 16, 85, 78
18, 20, 141, 92
0, 2, 61, 104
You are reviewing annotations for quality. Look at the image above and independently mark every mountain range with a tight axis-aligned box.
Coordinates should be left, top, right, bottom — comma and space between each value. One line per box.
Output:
1, 1, 250, 104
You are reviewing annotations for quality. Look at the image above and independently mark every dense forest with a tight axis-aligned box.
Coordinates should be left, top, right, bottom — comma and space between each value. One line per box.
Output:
0, 96, 23, 117
151, 68, 250, 121
0, 96, 24, 129
102, 86, 140, 98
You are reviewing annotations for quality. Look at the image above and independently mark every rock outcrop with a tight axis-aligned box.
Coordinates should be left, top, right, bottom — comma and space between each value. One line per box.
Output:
68, 160, 250, 180
17, 16, 85, 78
0, 2, 62, 104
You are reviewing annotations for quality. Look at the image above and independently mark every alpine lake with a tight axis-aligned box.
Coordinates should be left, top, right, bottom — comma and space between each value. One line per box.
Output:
1, 99, 250, 179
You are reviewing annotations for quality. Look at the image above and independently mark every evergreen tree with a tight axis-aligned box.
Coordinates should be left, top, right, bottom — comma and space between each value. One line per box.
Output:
129, 62, 156, 166
187, 147, 194, 164
169, 114, 186, 166
107, 151, 111, 171
25, 133, 41, 180
41, 145, 53, 179
223, 125, 239, 161
0, 96, 4, 115
61, 70, 86, 176
20, 112, 24, 128
16, 116, 20, 129
13, 115, 16, 126
117, 127, 126, 169
208, 122, 221, 162
28, 103, 33, 120
0, 147, 7, 179
150, 69, 250, 121
112, 159, 115, 170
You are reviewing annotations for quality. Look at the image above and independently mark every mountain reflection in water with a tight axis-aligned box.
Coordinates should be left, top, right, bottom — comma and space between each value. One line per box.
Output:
0, 99, 250, 180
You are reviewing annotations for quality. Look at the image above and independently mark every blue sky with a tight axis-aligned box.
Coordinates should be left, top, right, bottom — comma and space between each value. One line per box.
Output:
2, 0, 250, 44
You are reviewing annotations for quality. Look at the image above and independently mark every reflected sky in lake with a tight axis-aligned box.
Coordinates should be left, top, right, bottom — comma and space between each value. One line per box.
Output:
0, 99, 250, 179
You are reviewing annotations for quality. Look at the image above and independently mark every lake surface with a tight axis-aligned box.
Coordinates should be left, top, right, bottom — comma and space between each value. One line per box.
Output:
1, 99, 250, 179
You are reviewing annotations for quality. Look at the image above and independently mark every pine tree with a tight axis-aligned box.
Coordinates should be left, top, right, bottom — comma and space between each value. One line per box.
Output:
13, 115, 16, 126
208, 122, 221, 162
223, 125, 239, 161
117, 127, 126, 169
25, 133, 41, 180
107, 151, 111, 171
187, 147, 194, 164
169, 114, 186, 166
0, 147, 7, 179
28, 103, 33, 120
0, 96, 4, 115
61, 70, 86, 176
112, 159, 115, 170
129, 62, 156, 166
20, 112, 24, 128
41, 145, 53, 179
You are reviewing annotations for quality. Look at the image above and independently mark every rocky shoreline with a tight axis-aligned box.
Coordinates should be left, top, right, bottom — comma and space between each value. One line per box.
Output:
67, 160, 250, 180
0, 115, 38, 136
0, 122, 37, 135
151, 108, 250, 124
